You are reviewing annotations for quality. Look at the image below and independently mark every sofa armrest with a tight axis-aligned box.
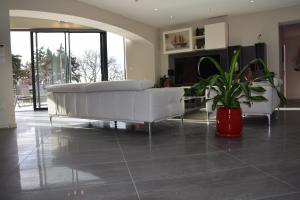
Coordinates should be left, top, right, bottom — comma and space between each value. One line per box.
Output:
241, 85, 274, 115
134, 87, 185, 122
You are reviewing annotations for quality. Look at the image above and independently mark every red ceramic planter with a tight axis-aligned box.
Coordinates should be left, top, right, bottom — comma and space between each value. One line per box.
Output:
216, 107, 243, 137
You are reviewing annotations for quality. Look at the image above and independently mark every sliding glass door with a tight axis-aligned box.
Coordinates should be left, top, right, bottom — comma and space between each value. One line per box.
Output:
11, 29, 125, 111
32, 32, 68, 109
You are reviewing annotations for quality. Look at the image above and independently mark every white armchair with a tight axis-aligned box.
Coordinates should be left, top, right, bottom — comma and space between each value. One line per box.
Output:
206, 79, 282, 125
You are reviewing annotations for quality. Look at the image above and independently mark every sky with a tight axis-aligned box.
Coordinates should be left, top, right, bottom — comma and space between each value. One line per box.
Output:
10, 31, 125, 68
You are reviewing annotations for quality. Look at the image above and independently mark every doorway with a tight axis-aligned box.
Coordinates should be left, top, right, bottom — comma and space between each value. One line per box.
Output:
280, 23, 300, 106
11, 29, 126, 111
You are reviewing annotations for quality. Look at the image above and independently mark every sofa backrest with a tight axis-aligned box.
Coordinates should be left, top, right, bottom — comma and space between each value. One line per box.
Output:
47, 80, 155, 93
84, 80, 154, 92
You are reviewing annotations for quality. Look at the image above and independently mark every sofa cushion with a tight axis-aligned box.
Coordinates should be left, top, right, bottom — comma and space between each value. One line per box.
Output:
84, 80, 155, 92
47, 83, 88, 93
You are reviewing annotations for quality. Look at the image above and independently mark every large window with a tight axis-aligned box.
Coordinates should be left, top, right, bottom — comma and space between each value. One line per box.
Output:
11, 31, 33, 111
107, 32, 125, 81
11, 30, 126, 110
70, 33, 102, 83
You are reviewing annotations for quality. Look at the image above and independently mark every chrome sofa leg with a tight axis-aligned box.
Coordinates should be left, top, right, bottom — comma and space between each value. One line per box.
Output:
50, 116, 53, 126
148, 122, 152, 152
206, 112, 210, 124
276, 106, 280, 119
148, 122, 152, 138
267, 114, 271, 126
181, 115, 184, 126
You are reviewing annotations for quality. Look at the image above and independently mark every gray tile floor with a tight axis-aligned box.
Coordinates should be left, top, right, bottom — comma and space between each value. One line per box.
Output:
1, 110, 300, 199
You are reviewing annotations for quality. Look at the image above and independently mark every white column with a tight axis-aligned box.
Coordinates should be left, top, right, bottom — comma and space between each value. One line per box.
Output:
0, 4, 16, 128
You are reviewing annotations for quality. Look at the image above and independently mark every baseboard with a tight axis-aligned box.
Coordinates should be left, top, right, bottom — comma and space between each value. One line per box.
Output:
0, 123, 17, 129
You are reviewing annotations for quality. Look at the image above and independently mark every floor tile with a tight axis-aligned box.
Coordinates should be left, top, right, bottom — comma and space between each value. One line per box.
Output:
228, 143, 300, 165
4, 162, 132, 191
258, 192, 300, 200
0, 110, 299, 200
0, 182, 139, 200
136, 167, 297, 200
127, 151, 246, 182
19, 148, 124, 170
255, 159, 300, 189
122, 141, 219, 162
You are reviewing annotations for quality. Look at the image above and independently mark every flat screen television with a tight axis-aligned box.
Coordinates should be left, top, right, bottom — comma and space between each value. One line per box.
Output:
174, 55, 220, 86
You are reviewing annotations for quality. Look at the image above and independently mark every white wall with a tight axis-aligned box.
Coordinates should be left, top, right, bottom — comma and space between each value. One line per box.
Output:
126, 40, 155, 81
0, 4, 16, 128
11, 17, 91, 29
160, 5, 300, 78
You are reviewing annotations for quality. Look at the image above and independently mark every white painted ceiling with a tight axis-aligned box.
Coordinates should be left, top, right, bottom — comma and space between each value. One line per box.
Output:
77, 0, 300, 27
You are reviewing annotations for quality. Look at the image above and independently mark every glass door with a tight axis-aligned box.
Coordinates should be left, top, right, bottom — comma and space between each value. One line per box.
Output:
32, 32, 67, 110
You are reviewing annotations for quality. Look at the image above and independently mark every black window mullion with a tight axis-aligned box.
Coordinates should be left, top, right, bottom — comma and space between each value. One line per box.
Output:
68, 32, 71, 83
35, 32, 41, 109
64, 32, 68, 83
30, 31, 37, 110
100, 32, 108, 81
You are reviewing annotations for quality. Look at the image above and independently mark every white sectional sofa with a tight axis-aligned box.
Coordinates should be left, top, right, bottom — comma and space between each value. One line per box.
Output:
206, 81, 281, 125
47, 80, 185, 136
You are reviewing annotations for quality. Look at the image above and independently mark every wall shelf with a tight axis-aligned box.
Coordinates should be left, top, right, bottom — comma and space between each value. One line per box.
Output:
163, 22, 228, 55
193, 48, 205, 51
192, 35, 205, 39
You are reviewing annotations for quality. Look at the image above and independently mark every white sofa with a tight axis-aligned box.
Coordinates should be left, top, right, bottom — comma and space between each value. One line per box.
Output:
47, 80, 185, 135
206, 81, 281, 125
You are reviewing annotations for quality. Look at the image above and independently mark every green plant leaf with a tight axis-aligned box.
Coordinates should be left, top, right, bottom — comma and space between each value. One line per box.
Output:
228, 49, 241, 88
258, 59, 275, 85
212, 95, 222, 110
250, 86, 266, 93
240, 82, 251, 100
276, 90, 288, 105
236, 58, 259, 78
232, 85, 243, 98
231, 99, 240, 108
250, 95, 267, 102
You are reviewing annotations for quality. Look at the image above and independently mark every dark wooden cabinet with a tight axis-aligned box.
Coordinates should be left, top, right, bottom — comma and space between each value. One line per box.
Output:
168, 43, 266, 86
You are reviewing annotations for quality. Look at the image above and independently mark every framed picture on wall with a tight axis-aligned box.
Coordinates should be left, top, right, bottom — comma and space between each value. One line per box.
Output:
163, 27, 193, 54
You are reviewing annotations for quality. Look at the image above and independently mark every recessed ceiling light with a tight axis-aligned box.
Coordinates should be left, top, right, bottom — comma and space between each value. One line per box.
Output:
250, 0, 255, 3
154, 8, 158, 11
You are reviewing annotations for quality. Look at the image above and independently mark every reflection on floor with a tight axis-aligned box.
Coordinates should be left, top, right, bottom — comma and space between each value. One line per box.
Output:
1, 110, 300, 199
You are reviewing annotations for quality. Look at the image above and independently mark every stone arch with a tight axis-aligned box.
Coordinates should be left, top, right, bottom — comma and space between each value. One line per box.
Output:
10, 10, 153, 46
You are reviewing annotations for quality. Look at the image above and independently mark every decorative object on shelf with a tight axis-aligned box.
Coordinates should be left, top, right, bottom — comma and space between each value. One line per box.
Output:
171, 34, 187, 48
192, 49, 287, 137
193, 27, 205, 50
257, 33, 262, 43
168, 69, 175, 85
159, 75, 172, 87
163, 27, 193, 54
196, 27, 200, 36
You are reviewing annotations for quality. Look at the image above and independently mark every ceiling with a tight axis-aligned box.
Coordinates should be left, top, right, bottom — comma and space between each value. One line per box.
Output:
77, 0, 300, 27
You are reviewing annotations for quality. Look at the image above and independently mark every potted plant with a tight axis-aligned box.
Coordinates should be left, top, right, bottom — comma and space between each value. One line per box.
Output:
193, 49, 286, 137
